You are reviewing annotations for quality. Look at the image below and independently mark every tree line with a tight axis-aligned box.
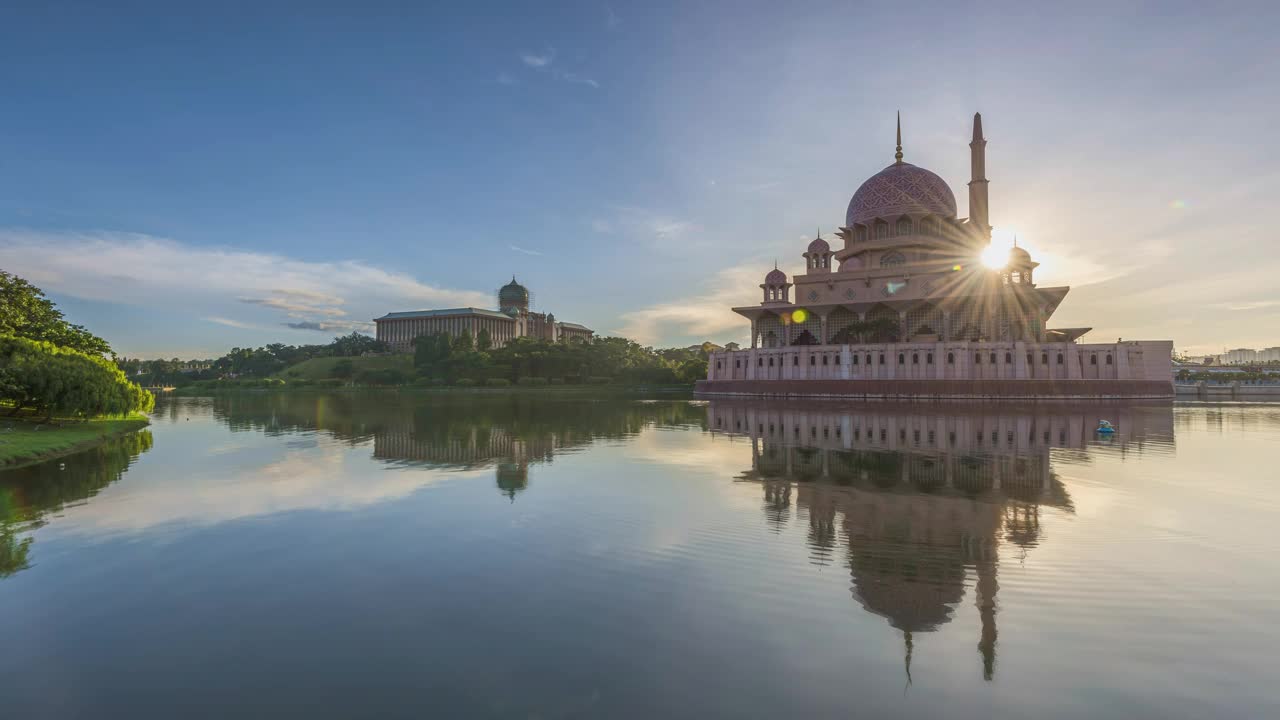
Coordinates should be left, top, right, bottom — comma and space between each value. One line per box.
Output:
411, 331, 710, 386
117, 332, 388, 385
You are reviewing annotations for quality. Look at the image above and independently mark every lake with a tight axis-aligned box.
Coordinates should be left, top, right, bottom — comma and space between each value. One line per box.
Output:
2, 393, 1278, 719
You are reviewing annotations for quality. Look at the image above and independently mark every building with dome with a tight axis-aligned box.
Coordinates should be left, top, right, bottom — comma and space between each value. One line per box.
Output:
374, 277, 593, 353
700, 113, 1173, 399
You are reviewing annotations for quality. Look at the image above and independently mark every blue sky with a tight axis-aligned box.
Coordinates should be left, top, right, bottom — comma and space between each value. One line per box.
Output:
2, 1, 1277, 357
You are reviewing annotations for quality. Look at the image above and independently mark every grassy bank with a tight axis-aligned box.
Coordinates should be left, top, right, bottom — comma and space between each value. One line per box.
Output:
0, 413, 151, 469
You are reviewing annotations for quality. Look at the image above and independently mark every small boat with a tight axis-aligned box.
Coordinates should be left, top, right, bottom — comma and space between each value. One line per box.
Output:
1096, 419, 1116, 434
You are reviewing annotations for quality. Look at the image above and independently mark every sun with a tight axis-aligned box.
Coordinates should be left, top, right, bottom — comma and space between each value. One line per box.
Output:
981, 243, 1008, 269
981, 228, 1018, 269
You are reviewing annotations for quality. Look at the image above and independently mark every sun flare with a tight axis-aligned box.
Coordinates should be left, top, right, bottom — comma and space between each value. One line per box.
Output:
981, 228, 1020, 269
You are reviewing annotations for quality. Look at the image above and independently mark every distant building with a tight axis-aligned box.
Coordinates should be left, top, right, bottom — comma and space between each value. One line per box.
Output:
1218, 348, 1259, 365
374, 277, 593, 353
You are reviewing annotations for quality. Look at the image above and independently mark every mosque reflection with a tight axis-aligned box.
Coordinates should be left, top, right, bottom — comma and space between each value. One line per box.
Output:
708, 399, 1174, 681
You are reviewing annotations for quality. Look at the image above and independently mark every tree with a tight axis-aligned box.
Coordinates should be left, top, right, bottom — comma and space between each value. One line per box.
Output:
331, 359, 355, 380
476, 327, 492, 352
0, 271, 112, 355
0, 336, 154, 420
330, 331, 388, 357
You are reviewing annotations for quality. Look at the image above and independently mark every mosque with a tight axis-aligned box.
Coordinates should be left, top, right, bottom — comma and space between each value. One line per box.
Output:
374, 277, 593, 353
699, 114, 1174, 399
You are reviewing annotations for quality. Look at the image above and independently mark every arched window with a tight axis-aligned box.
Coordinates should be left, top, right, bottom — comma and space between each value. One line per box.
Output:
1005, 352, 1013, 364
896, 217, 913, 236
927, 353, 934, 364
876, 221, 889, 239
879, 354, 885, 364
735, 359, 741, 368
715, 361, 722, 370
920, 218, 935, 236
768, 357, 774, 366
855, 226, 867, 242
822, 355, 829, 365
912, 353, 919, 364
947, 352, 955, 364
1041, 353, 1049, 364
1057, 353, 1064, 364
974, 353, 981, 364
758, 358, 763, 367
852, 355, 859, 365
1106, 355, 1113, 365
881, 251, 906, 268
793, 356, 798, 366
898, 353, 905, 365
990, 352, 997, 364
1090, 355, 1097, 365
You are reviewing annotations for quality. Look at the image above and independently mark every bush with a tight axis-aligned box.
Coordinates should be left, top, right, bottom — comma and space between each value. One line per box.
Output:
0, 335, 155, 418
317, 378, 344, 388
454, 378, 477, 387
549, 377, 565, 385
355, 368, 408, 386
517, 377, 549, 386
586, 376, 612, 385
484, 378, 511, 388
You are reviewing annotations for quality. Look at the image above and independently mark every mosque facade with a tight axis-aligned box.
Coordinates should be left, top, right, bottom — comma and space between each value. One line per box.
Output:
699, 114, 1173, 399
374, 277, 593, 353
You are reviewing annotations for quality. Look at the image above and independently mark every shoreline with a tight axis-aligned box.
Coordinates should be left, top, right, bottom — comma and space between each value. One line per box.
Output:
0, 414, 152, 470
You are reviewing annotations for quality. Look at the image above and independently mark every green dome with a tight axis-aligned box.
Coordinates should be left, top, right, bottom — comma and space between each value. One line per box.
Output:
498, 276, 530, 309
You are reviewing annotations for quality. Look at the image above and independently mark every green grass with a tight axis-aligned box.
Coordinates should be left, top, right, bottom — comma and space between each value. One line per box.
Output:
0, 413, 151, 468
276, 355, 413, 381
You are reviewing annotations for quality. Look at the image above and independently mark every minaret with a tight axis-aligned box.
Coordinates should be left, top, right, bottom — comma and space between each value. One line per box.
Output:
968, 112, 991, 239
894, 111, 904, 164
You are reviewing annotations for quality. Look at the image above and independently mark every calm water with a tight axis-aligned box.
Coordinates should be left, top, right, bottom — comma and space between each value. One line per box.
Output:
2, 394, 1279, 719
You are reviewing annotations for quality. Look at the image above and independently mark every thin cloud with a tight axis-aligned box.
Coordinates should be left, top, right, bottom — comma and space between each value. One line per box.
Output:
517, 48, 599, 89
284, 320, 372, 333
496, 72, 516, 85
520, 50, 554, 68
0, 230, 492, 346
1212, 300, 1280, 312
616, 262, 763, 345
205, 316, 263, 330
561, 72, 600, 89
509, 244, 543, 256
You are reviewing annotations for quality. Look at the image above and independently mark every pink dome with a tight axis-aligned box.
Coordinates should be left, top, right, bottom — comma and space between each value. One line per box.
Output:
846, 162, 957, 227
765, 267, 787, 285
807, 236, 830, 253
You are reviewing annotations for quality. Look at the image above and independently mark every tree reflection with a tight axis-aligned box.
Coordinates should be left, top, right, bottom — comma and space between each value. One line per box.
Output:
0, 430, 153, 578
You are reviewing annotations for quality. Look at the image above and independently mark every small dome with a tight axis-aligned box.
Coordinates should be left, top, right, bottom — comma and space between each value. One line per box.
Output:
807, 236, 831, 254
765, 267, 787, 285
846, 162, 957, 227
502, 306, 521, 317
1008, 245, 1031, 263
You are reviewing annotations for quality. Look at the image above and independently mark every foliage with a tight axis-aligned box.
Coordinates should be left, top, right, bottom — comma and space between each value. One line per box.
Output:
0, 271, 112, 356
0, 336, 155, 420
117, 333, 389, 385
484, 378, 511, 387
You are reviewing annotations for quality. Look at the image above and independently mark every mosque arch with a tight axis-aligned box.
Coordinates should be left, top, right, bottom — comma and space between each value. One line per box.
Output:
895, 217, 913, 236
881, 251, 906, 268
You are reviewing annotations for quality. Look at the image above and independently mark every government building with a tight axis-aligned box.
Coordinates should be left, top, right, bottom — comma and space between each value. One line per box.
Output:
374, 277, 593, 353
699, 113, 1173, 399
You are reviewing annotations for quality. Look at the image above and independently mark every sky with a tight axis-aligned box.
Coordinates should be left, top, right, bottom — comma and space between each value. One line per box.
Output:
1, 0, 1277, 358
